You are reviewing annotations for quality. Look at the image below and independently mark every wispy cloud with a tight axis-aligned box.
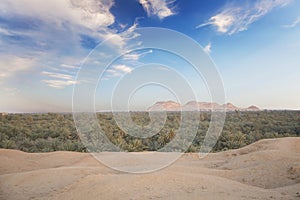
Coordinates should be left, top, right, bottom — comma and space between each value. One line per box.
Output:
0, 0, 141, 89
42, 79, 76, 89
42, 71, 74, 80
114, 65, 133, 73
0, 87, 20, 96
203, 43, 212, 54
0, 0, 115, 31
0, 0, 142, 59
139, 0, 177, 19
283, 17, 300, 28
104, 64, 133, 78
0, 55, 35, 79
122, 49, 153, 61
60, 64, 80, 69
197, 0, 292, 35
0, 27, 15, 36
0, 0, 120, 61
42, 69, 77, 89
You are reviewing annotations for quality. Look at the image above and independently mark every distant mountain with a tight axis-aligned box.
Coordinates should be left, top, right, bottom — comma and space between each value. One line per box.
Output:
148, 101, 260, 111
245, 105, 260, 111
148, 100, 181, 111
224, 103, 238, 110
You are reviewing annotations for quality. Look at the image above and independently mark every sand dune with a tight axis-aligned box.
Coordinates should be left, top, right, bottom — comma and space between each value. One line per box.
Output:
1, 137, 300, 200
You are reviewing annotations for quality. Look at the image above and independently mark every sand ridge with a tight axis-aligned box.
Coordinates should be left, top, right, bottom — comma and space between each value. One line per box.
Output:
0, 137, 300, 199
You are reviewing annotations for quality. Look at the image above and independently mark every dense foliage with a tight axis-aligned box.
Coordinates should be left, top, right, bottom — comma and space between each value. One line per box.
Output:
0, 111, 299, 152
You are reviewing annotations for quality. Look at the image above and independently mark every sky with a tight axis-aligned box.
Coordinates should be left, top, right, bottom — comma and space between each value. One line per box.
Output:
0, 0, 299, 112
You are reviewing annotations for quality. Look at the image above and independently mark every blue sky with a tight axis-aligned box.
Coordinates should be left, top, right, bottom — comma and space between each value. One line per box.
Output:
0, 0, 299, 112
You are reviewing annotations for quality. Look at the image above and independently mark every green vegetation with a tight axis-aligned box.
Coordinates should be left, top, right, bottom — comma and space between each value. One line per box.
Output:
0, 111, 299, 152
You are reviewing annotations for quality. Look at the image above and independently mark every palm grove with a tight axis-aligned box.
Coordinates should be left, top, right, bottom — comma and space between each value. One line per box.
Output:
0, 111, 299, 152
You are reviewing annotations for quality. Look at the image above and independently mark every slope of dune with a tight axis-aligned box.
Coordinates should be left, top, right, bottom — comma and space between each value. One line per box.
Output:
1, 137, 300, 200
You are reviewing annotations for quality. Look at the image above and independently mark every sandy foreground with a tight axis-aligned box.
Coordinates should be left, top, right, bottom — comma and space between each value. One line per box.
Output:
0, 137, 300, 200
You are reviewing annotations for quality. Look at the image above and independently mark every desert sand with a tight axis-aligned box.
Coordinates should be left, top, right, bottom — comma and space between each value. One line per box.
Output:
0, 137, 300, 200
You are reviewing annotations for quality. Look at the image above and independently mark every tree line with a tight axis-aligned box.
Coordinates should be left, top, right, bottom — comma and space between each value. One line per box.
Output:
0, 111, 299, 152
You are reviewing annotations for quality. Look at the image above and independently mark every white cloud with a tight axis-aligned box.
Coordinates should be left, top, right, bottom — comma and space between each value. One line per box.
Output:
0, 27, 14, 36
0, 55, 35, 79
198, 14, 234, 33
42, 71, 74, 80
0, 0, 141, 89
0, 87, 20, 96
139, 0, 176, 19
104, 64, 133, 78
60, 64, 79, 69
203, 43, 212, 54
42, 79, 76, 89
0, 0, 120, 59
42, 70, 78, 89
283, 17, 300, 28
0, 0, 141, 71
113, 65, 133, 73
97, 22, 141, 54
122, 53, 140, 61
122, 49, 153, 61
0, 0, 115, 31
197, 0, 292, 35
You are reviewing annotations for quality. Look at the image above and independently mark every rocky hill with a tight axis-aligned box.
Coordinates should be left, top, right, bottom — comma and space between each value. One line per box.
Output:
148, 100, 260, 111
